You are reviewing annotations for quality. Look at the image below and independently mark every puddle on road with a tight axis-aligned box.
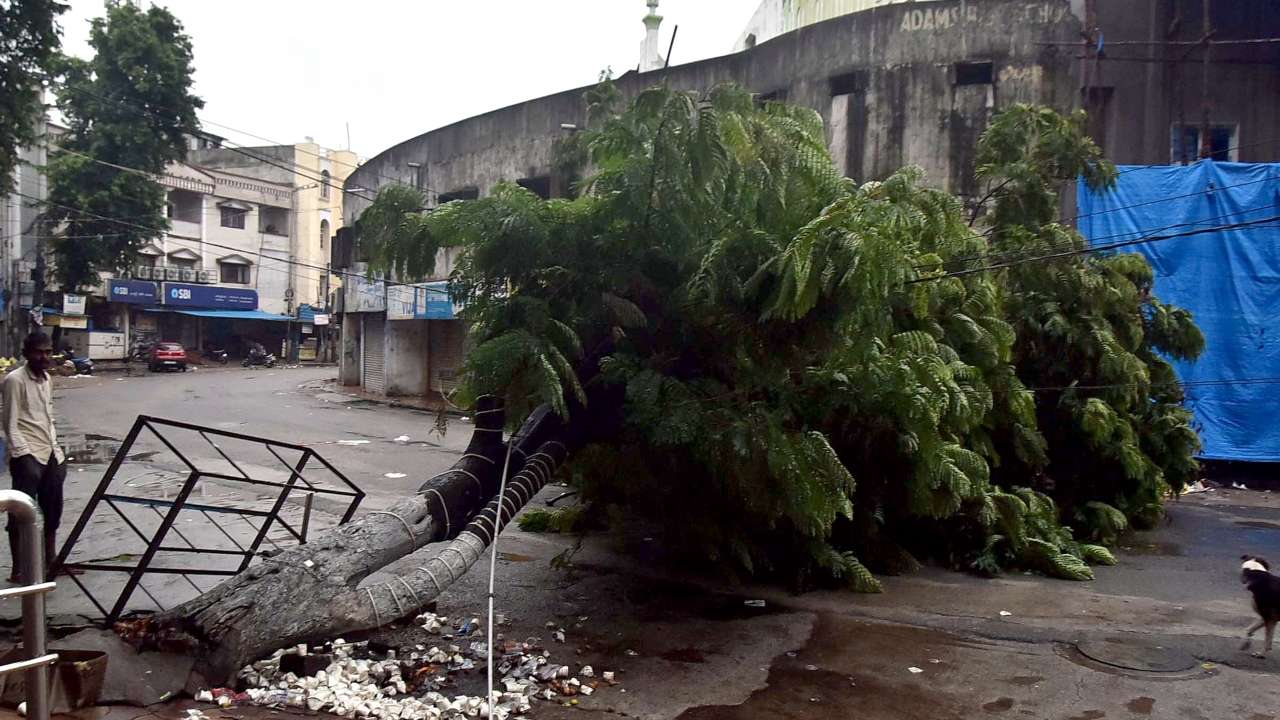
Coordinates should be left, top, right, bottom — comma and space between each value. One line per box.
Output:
65, 435, 122, 464
675, 615, 975, 719
1117, 541, 1184, 556
1235, 520, 1280, 530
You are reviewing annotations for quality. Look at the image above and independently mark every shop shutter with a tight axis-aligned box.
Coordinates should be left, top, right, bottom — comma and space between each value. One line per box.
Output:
362, 314, 386, 395
430, 320, 466, 394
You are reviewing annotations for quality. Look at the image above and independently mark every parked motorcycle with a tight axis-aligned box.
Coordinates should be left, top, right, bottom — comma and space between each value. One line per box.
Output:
203, 346, 229, 365
56, 347, 94, 375
242, 347, 277, 368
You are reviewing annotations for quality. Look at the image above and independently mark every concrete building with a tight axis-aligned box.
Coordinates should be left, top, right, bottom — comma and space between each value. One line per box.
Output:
87, 160, 300, 360
186, 141, 357, 360
0, 120, 64, 357
339, 0, 1280, 400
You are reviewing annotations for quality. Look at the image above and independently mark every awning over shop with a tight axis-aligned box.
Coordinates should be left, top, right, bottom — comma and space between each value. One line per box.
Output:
144, 308, 294, 321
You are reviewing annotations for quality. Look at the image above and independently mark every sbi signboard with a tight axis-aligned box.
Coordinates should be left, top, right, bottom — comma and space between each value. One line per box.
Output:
162, 283, 258, 310
108, 280, 160, 304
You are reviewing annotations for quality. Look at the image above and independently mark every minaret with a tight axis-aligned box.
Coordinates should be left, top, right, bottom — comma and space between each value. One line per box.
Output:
639, 0, 665, 72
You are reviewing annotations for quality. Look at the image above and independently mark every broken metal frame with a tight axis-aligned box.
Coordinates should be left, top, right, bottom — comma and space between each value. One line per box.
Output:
54, 415, 364, 626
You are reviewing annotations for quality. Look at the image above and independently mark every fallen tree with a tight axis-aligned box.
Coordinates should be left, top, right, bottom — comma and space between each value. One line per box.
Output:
132, 398, 579, 683
134, 84, 1202, 681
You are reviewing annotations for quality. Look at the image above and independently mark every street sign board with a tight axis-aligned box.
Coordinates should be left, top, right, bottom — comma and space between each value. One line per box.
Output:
108, 280, 160, 305
63, 293, 86, 315
163, 283, 258, 309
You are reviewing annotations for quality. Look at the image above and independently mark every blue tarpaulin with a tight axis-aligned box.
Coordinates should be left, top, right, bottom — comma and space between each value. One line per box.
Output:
1077, 161, 1280, 462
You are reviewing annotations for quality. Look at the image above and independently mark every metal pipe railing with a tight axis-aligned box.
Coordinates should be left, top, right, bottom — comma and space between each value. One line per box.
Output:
0, 490, 55, 720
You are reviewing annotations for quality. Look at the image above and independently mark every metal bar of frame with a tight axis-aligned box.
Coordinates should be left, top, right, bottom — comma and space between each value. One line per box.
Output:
54, 418, 147, 571
57, 415, 365, 625
106, 471, 202, 624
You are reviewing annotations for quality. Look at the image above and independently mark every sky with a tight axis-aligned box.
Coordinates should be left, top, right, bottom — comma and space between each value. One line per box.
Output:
57, 0, 761, 162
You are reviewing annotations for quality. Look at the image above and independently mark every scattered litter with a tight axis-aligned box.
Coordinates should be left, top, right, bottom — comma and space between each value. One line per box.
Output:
928, 659, 941, 664
998, 610, 1013, 617
16, 702, 26, 717
907, 667, 924, 674
394, 435, 411, 443
624, 649, 638, 657
1201, 662, 1217, 670
337, 440, 371, 446
385, 473, 408, 479
743, 599, 767, 608
1181, 480, 1213, 495
805, 664, 819, 671
1232, 482, 1248, 490
809, 697, 820, 703
553, 629, 566, 644
194, 621, 611, 720
304, 560, 315, 568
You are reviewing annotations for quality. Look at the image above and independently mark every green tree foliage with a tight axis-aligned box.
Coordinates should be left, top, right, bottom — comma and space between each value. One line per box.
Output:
0, 0, 66, 191
974, 106, 1204, 533
44, 0, 201, 291
359, 84, 1201, 588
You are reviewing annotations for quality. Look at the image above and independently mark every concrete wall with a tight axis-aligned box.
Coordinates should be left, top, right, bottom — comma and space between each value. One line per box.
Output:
344, 0, 1086, 226
383, 319, 430, 396
344, 0, 1280, 231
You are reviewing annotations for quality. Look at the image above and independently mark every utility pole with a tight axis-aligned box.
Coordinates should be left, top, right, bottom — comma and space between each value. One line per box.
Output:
1198, 0, 1214, 159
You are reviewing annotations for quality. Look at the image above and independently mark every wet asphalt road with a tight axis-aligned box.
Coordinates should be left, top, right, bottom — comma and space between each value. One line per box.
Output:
51, 365, 470, 506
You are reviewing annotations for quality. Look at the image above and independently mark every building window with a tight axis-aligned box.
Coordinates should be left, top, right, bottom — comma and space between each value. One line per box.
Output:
220, 262, 250, 284
321, 169, 331, 200
954, 61, 994, 86
829, 71, 864, 97
754, 88, 788, 107
1171, 123, 1237, 163
437, 187, 479, 204
170, 257, 197, 270
220, 206, 247, 229
320, 219, 329, 251
517, 176, 551, 200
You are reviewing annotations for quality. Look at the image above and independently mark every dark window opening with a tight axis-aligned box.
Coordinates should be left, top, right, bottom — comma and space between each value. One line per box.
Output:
829, 71, 865, 97
954, 61, 994, 86
755, 88, 788, 106
517, 176, 552, 200
220, 206, 247, 229
744, 33, 757, 49
321, 169, 331, 200
1171, 124, 1236, 163
1083, 86, 1114, 149
219, 262, 250, 284
437, 187, 480, 204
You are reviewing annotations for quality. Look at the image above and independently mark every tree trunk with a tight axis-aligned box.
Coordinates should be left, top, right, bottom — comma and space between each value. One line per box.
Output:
132, 398, 576, 684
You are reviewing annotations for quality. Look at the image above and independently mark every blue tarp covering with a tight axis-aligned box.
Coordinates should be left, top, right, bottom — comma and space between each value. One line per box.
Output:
144, 308, 294, 322
1078, 161, 1280, 461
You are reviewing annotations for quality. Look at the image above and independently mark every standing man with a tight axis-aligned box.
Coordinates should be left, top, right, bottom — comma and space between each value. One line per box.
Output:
4, 331, 65, 582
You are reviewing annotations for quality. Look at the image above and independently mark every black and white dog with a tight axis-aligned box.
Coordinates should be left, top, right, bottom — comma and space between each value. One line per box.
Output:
1240, 555, 1280, 658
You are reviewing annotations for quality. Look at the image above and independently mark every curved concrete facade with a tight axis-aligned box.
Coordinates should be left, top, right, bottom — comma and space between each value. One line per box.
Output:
343, 0, 1280, 252
345, 0, 1088, 228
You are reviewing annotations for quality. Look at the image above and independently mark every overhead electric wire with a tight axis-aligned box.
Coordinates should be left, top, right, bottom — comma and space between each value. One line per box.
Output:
11, 189, 409, 290
921, 173, 1280, 271
909, 213, 1280, 283
46, 78, 441, 201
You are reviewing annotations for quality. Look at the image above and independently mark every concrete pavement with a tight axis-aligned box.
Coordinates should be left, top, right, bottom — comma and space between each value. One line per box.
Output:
0, 366, 1277, 718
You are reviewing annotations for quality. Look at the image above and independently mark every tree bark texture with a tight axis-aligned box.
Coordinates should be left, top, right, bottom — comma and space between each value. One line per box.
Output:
135, 398, 575, 684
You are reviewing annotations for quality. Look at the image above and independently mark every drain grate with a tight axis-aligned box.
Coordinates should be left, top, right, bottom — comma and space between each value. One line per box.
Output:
1075, 637, 1198, 673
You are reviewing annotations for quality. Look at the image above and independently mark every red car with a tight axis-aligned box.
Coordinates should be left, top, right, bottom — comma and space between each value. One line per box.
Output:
149, 342, 188, 372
